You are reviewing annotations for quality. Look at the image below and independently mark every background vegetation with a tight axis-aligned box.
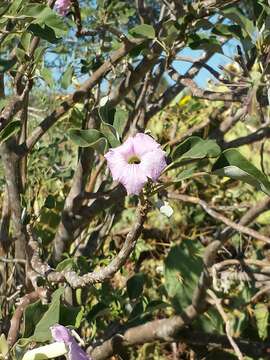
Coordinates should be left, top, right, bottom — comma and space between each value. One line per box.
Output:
0, 0, 270, 359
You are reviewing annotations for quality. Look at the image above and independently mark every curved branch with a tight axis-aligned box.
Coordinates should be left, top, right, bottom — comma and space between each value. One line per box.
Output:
28, 201, 149, 288
168, 193, 270, 244
89, 240, 220, 360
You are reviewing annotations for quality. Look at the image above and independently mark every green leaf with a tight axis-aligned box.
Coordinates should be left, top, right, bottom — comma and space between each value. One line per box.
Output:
23, 301, 48, 338
212, 24, 242, 38
113, 108, 128, 138
221, 8, 255, 39
127, 273, 146, 300
61, 65, 73, 89
187, 34, 222, 52
254, 303, 269, 340
100, 121, 120, 147
129, 24, 155, 39
7, 0, 24, 15
171, 136, 220, 166
99, 102, 116, 124
55, 258, 75, 272
212, 149, 270, 196
0, 57, 16, 73
196, 308, 224, 334
164, 240, 204, 312
60, 305, 84, 328
20, 4, 67, 37
31, 287, 64, 342
0, 120, 21, 143
20, 32, 32, 51
68, 128, 107, 154
27, 23, 60, 44
40, 67, 54, 88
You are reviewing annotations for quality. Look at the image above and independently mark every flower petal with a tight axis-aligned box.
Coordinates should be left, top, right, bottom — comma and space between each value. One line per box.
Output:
104, 150, 129, 182
50, 325, 91, 360
69, 341, 90, 360
111, 137, 135, 159
51, 324, 73, 343
140, 148, 167, 181
120, 163, 148, 195
104, 133, 166, 195
133, 133, 160, 157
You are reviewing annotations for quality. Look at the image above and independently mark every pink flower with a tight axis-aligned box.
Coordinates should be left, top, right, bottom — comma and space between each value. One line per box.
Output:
54, 0, 71, 16
104, 133, 167, 195
50, 324, 91, 360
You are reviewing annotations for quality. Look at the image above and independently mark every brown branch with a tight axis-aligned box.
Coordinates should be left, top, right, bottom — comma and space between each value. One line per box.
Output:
166, 118, 211, 147
168, 193, 270, 244
207, 107, 247, 147
89, 240, 220, 360
0, 187, 10, 255
21, 38, 144, 155
175, 330, 270, 358
52, 144, 95, 262
219, 196, 270, 240
1, 141, 27, 261
28, 201, 149, 288
7, 288, 47, 346
207, 289, 244, 360
223, 126, 270, 149
171, 76, 245, 102
136, 0, 152, 24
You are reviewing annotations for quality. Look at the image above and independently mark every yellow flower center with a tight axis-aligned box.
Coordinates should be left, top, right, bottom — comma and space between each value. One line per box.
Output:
128, 155, 141, 164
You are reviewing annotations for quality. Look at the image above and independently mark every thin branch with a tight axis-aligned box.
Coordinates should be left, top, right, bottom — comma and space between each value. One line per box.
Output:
7, 289, 47, 346
223, 126, 270, 149
207, 289, 244, 360
0, 257, 26, 264
168, 193, 270, 244
169, 75, 245, 102
28, 201, 149, 288
21, 38, 144, 154
89, 240, 220, 360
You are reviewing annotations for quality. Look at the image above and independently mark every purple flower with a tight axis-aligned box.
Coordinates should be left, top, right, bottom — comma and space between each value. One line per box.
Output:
50, 324, 91, 360
54, 0, 71, 16
104, 133, 167, 195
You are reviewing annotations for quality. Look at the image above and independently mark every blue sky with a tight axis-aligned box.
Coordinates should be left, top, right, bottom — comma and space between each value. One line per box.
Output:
172, 38, 240, 88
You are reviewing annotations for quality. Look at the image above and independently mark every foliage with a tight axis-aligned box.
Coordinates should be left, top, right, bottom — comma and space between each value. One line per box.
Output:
0, 0, 270, 359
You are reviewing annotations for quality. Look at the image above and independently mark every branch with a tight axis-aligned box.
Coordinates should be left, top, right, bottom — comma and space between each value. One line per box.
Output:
219, 196, 270, 241
209, 107, 246, 145
168, 193, 270, 245
28, 201, 149, 288
89, 240, 220, 360
136, 0, 152, 23
223, 126, 270, 149
0, 187, 10, 254
1, 141, 27, 261
21, 38, 144, 154
170, 75, 245, 102
208, 289, 244, 360
7, 288, 47, 346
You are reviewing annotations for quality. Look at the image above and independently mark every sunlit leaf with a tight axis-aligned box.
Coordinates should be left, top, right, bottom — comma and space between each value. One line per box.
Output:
212, 148, 270, 196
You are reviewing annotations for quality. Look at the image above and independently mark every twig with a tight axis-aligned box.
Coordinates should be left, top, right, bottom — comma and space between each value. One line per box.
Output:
207, 289, 244, 360
224, 126, 270, 149
21, 38, 144, 155
250, 285, 270, 303
168, 193, 270, 244
0, 257, 26, 264
90, 240, 220, 359
28, 201, 149, 288
7, 289, 47, 346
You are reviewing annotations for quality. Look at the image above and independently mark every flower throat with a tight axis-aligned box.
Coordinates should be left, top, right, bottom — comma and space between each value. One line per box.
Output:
128, 156, 141, 164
